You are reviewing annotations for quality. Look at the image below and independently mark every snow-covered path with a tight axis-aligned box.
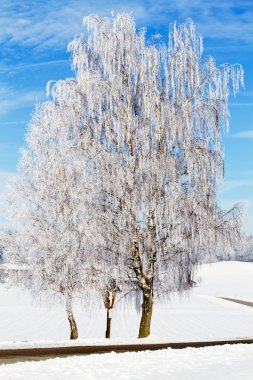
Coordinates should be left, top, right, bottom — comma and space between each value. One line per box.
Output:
0, 344, 253, 380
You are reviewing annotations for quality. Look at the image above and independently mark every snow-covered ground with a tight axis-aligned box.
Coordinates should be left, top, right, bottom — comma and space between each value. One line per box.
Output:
0, 261, 253, 379
0, 261, 253, 346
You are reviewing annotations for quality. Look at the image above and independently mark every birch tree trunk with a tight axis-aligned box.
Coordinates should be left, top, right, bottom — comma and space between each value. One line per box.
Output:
138, 290, 153, 338
66, 281, 78, 340
138, 209, 155, 338
131, 221, 155, 338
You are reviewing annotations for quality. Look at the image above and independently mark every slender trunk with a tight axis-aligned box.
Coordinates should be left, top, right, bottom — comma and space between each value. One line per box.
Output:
105, 309, 112, 338
66, 285, 78, 340
138, 291, 153, 338
138, 208, 155, 338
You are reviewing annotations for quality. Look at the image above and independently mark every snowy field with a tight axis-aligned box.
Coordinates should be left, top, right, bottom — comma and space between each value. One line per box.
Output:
0, 261, 253, 346
0, 261, 253, 379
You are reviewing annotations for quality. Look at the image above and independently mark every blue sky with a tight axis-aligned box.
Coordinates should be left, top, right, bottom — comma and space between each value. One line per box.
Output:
0, 0, 253, 234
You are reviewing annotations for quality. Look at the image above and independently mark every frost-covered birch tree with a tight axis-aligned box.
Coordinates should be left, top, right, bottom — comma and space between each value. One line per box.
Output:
239, 234, 253, 261
7, 13, 243, 340
9, 91, 97, 339
66, 14, 243, 337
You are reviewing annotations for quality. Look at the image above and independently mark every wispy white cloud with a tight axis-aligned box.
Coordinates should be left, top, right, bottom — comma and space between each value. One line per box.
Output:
1, 0, 253, 53
0, 0, 147, 50
229, 103, 253, 107
233, 130, 253, 138
0, 60, 69, 73
0, 120, 28, 126
219, 178, 253, 192
0, 86, 44, 116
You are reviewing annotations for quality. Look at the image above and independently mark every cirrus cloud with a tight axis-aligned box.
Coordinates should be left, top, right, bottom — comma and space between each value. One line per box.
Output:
233, 130, 253, 138
1, 0, 253, 54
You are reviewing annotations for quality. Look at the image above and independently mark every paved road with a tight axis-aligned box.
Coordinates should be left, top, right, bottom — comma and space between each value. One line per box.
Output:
1, 338, 253, 365
219, 297, 253, 308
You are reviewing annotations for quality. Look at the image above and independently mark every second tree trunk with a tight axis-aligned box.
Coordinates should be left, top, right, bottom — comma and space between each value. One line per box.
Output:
138, 293, 153, 338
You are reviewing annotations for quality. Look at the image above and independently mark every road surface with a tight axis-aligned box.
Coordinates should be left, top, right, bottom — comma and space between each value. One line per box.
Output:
1, 338, 253, 365
219, 297, 253, 308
